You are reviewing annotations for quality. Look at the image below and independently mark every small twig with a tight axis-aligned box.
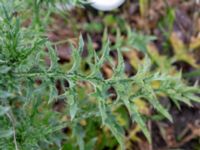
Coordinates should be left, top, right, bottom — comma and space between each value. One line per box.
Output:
173, 123, 200, 148
6, 112, 19, 150
52, 38, 77, 46
148, 120, 153, 150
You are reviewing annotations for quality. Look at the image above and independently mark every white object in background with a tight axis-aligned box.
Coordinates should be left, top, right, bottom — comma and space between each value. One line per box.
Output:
89, 0, 125, 11
56, 3, 74, 11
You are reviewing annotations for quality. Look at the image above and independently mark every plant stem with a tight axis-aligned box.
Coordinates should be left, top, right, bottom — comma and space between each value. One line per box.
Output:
183, 69, 200, 78
6, 112, 19, 150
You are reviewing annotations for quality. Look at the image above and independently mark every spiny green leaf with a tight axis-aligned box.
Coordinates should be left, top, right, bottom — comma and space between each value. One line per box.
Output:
69, 35, 85, 73
98, 97, 107, 125
66, 89, 78, 121
0, 129, 14, 139
0, 105, 9, 116
46, 42, 59, 71
184, 94, 200, 103
85, 138, 97, 150
73, 124, 85, 150
126, 26, 156, 53
130, 104, 151, 143
113, 48, 125, 77
0, 90, 12, 99
147, 94, 172, 122
0, 65, 11, 74
105, 115, 125, 150
98, 41, 110, 66
70, 99, 78, 121
122, 95, 151, 143
48, 84, 58, 104
78, 35, 84, 53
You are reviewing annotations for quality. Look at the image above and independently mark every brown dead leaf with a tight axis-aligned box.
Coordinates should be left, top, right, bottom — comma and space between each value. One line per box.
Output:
170, 32, 199, 68
190, 35, 200, 50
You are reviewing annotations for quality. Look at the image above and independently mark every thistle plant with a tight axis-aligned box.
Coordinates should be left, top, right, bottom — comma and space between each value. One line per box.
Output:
0, 1, 200, 150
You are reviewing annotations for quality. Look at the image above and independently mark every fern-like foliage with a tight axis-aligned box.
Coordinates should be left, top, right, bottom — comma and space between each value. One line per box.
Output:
0, 1, 200, 150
